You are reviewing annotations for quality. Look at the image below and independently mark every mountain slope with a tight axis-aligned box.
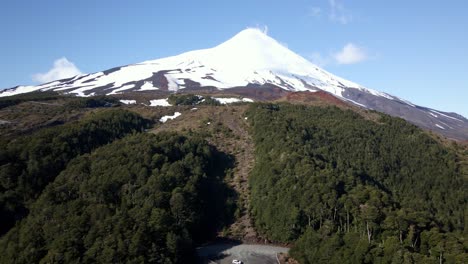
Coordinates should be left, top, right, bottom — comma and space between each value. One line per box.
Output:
246, 103, 467, 263
1, 28, 467, 140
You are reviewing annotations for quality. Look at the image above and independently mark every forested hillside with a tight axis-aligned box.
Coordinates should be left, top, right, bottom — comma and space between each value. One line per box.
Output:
0, 92, 466, 263
246, 103, 467, 263
0, 109, 151, 235
0, 133, 234, 263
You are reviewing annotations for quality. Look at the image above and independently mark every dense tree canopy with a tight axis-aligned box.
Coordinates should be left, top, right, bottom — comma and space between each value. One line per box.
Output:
65, 96, 121, 109
0, 109, 151, 235
0, 133, 234, 263
0, 97, 465, 263
246, 103, 467, 263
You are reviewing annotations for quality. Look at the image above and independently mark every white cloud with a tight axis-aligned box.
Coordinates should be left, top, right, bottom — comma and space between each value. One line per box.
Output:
329, 0, 352, 24
309, 7, 322, 18
308, 43, 369, 66
249, 24, 269, 35
308, 1, 353, 24
333, 43, 368, 64
309, 52, 331, 67
32, 57, 82, 83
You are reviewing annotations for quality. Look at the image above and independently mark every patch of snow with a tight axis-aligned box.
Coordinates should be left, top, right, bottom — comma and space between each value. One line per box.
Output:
214, 97, 254, 104
149, 98, 171, 107
430, 110, 463, 122
0, 86, 41, 97
108, 84, 136, 95
139, 81, 159, 91
71, 90, 95, 97
120, 100, 136, 105
344, 98, 368, 108
159, 112, 181, 123
214, 98, 241, 104
439, 121, 453, 130
165, 75, 184, 91
435, 124, 445, 130
397, 97, 416, 107
191, 108, 198, 111
429, 112, 438, 118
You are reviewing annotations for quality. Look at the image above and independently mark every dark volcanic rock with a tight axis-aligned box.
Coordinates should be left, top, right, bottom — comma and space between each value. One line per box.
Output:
343, 88, 468, 140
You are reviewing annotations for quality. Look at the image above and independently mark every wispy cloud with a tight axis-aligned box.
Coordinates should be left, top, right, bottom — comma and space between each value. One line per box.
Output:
328, 0, 352, 24
333, 43, 368, 64
309, 43, 369, 66
309, 0, 353, 24
249, 24, 269, 35
32, 57, 82, 83
309, 52, 332, 67
309, 7, 322, 18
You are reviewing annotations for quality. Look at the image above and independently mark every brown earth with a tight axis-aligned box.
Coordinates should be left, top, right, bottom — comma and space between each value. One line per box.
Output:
149, 104, 261, 242
0, 100, 87, 138
280, 90, 349, 107
278, 253, 300, 264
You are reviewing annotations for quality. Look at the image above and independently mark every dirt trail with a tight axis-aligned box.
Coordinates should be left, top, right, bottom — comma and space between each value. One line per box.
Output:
200, 106, 258, 242
150, 105, 259, 242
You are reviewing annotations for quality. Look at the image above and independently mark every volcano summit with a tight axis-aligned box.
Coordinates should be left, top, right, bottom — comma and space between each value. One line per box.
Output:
1, 28, 467, 140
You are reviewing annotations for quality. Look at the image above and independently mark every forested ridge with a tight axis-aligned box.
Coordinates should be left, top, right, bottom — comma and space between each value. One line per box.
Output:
0, 109, 151, 235
0, 91, 61, 109
0, 132, 235, 263
246, 103, 467, 263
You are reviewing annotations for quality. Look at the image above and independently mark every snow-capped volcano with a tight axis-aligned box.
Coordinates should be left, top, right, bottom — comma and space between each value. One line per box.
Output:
1, 28, 467, 140
0, 28, 385, 100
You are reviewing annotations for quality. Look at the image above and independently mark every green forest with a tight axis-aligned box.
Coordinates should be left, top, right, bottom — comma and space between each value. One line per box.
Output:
246, 103, 467, 263
0, 132, 234, 263
0, 109, 151, 235
0, 94, 466, 263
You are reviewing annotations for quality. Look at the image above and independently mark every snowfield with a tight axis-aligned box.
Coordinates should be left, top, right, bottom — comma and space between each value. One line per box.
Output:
0, 28, 377, 99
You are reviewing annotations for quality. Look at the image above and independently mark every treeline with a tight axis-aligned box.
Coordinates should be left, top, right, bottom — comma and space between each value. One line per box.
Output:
0, 91, 121, 110
246, 103, 467, 263
0, 133, 234, 263
0, 109, 151, 235
0, 91, 60, 109
168, 94, 220, 106
65, 96, 121, 109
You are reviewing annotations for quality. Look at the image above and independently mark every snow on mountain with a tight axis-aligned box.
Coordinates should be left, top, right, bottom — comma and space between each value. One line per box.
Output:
0, 28, 388, 99
1, 28, 467, 140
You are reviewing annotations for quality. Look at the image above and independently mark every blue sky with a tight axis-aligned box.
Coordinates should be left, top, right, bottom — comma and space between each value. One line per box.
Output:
1, 0, 467, 117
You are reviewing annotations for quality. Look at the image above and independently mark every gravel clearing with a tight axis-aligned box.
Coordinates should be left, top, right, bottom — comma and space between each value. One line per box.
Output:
197, 243, 289, 264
